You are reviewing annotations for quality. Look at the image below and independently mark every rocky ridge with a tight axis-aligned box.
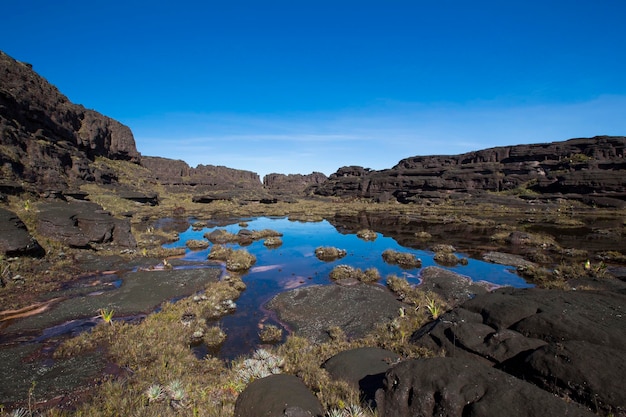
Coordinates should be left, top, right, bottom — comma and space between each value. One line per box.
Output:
313, 137, 626, 206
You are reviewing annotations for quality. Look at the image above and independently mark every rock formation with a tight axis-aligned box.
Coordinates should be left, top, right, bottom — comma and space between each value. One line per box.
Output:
263, 172, 327, 196
314, 136, 626, 205
0, 51, 140, 193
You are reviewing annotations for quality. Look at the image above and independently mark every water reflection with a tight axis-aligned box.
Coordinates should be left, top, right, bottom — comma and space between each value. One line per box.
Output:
164, 217, 531, 359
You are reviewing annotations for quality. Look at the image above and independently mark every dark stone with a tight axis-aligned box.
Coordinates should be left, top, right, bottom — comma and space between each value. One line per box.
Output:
0, 51, 140, 193
267, 283, 403, 343
263, 172, 328, 196
117, 189, 159, 206
410, 286, 626, 414
234, 374, 323, 417
0, 207, 44, 256
418, 266, 491, 306
507, 340, 626, 416
322, 347, 400, 406
36, 201, 136, 248
375, 357, 596, 417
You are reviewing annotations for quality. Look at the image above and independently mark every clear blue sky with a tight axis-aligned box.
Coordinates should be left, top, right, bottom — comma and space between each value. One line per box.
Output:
3, 1, 625, 178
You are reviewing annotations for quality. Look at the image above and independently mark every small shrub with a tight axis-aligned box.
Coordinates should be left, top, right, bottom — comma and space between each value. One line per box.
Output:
263, 236, 283, 247
356, 229, 377, 241
185, 239, 209, 250
382, 249, 422, 268
315, 246, 347, 261
259, 324, 283, 343
329, 265, 380, 283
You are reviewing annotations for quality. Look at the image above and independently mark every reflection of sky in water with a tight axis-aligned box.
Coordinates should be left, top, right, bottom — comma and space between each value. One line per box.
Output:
165, 216, 531, 359
164, 216, 531, 289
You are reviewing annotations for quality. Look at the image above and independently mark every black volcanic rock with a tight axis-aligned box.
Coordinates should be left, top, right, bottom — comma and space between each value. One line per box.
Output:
315, 137, 626, 203
0, 51, 140, 193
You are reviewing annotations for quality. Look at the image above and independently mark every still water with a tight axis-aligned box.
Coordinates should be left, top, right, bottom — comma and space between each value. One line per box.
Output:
164, 217, 531, 359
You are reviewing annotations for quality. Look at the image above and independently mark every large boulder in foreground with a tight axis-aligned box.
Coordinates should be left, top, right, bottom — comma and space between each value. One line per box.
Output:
0, 207, 44, 256
267, 283, 403, 343
410, 286, 626, 415
234, 374, 323, 417
375, 357, 596, 417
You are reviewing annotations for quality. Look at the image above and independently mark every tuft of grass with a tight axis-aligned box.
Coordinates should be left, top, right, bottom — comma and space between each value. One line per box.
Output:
382, 249, 422, 269
259, 324, 283, 344
98, 307, 115, 325
315, 246, 347, 261
328, 265, 380, 283
356, 229, 377, 241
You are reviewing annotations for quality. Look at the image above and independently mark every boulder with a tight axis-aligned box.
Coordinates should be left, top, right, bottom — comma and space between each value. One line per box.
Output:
410, 287, 626, 414
267, 283, 403, 343
234, 374, 323, 417
375, 357, 596, 417
0, 207, 44, 256
36, 201, 136, 248
322, 347, 400, 406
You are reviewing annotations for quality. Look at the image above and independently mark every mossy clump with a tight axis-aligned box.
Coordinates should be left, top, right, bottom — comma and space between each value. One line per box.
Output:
432, 244, 468, 266
315, 246, 347, 261
329, 265, 380, 283
258, 324, 283, 344
382, 249, 422, 269
185, 239, 209, 250
263, 236, 283, 247
356, 229, 377, 241
207, 245, 256, 271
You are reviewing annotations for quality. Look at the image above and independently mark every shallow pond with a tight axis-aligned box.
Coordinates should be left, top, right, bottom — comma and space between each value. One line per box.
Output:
163, 216, 531, 359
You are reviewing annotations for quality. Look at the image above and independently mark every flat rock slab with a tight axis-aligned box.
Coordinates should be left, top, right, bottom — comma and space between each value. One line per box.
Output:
3, 266, 222, 335
375, 357, 596, 417
419, 266, 491, 306
0, 207, 43, 256
267, 283, 403, 343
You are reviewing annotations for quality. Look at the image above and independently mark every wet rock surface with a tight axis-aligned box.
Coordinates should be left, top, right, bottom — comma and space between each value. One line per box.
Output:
235, 374, 323, 417
267, 283, 403, 343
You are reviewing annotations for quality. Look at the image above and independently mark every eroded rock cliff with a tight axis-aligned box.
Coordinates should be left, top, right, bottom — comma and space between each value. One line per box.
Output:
0, 51, 140, 193
314, 136, 626, 205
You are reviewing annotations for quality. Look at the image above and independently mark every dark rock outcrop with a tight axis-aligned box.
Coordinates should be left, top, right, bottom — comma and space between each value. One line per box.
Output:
375, 357, 596, 417
0, 207, 44, 256
410, 286, 626, 415
315, 136, 626, 203
0, 51, 140, 193
322, 347, 400, 406
263, 172, 327, 196
234, 374, 323, 417
36, 201, 136, 248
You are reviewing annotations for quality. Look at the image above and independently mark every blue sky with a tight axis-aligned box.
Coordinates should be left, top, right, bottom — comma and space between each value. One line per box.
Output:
2, 1, 625, 178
